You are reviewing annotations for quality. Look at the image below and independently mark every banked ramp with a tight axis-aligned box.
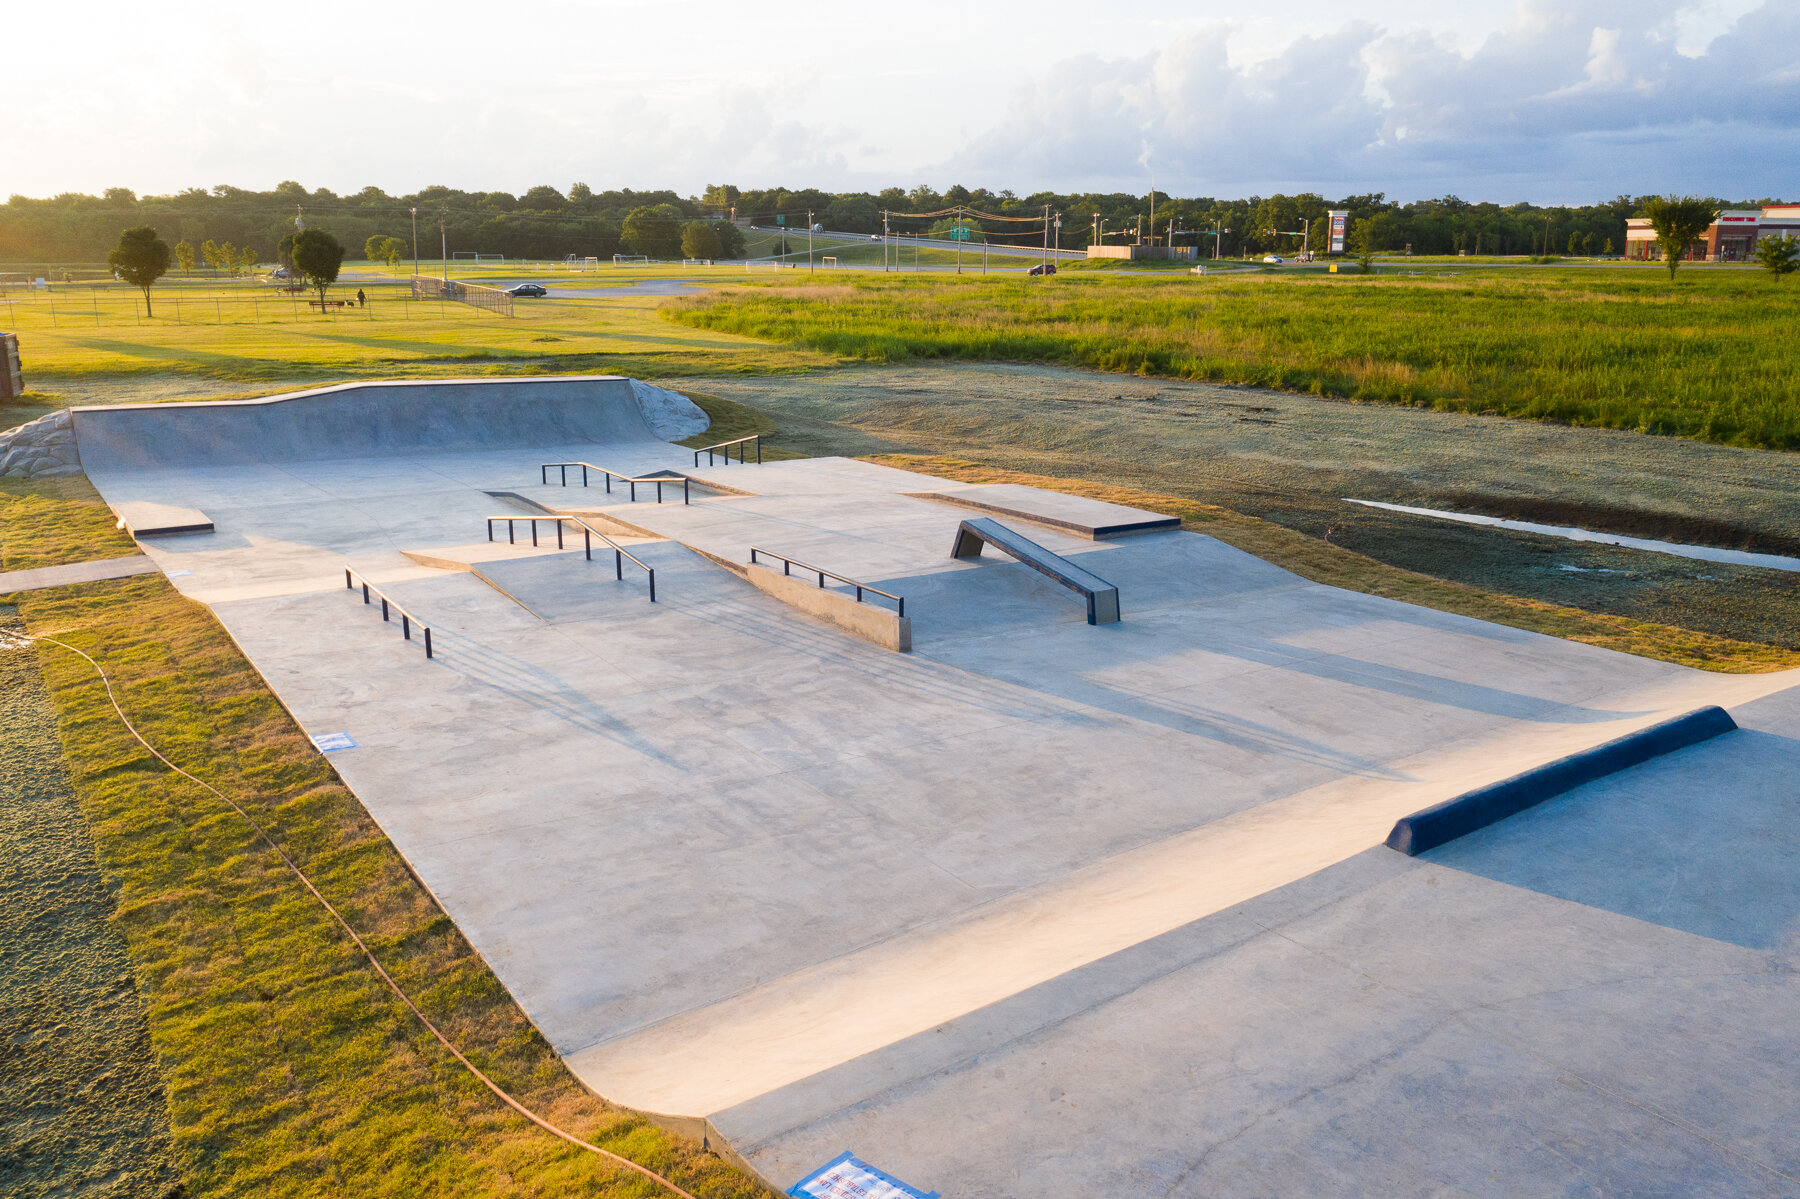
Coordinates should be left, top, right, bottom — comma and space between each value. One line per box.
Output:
71, 376, 703, 472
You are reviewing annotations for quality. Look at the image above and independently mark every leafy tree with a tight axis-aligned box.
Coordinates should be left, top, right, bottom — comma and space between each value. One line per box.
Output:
712, 220, 746, 259
1349, 225, 1378, 274
1639, 195, 1717, 280
1604, 237, 1614, 255
276, 233, 296, 272
702, 183, 739, 210
364, 232, 390, 262
239, 246, 258, 273
381, 237, 405, 273
219, 240, 239, 276
824, 193, 879, 234
107, 226, 172, 316
680, 220, 722, 260
568, 182, 593, 206
621, 204, 683, 259
291, 228, 345, 312
521, 185, 565, 211
200, 238, 221, 272
174, 240, 195, 275
1756, 234, 1799, 277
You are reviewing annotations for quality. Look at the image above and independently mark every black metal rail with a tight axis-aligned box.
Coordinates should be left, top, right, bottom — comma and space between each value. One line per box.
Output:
540, 461, 689, 504
486, 515, 656, 602
749, 547, 904, 616
692, 434, 762, 467
344, 568, 434, 657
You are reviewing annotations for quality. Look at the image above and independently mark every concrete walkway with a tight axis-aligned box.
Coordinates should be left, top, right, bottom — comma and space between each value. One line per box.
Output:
70, 383, 1800, 1197
0, 555, 157, 594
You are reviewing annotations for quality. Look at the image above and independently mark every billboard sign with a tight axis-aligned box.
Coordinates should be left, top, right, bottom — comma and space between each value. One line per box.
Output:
1328, 210, 1349, 254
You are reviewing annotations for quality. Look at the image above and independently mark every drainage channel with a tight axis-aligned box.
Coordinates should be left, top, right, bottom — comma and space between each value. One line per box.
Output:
1344, 499, 1800, 575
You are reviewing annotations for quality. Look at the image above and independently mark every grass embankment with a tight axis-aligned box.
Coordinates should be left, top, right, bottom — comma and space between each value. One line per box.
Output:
0, 482, 767, 1198
0, 275, 830, 418
1, 603, 182, 1199
868, 454, 1800, 674
666, 270, 1800, 450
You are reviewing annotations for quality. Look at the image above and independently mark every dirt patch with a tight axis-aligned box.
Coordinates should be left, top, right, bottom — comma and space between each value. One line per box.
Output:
0, 610, 182, 1199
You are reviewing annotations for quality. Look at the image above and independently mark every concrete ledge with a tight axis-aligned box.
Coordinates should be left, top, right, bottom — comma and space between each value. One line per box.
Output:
907, 485, 1180, 540
745, 562, 911, 652
114, 501, 214, 537
1385, 705, 1738, 855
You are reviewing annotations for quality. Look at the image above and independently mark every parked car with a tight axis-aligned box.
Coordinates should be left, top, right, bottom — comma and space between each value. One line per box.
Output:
1262, 255, 1285, 263
1028, 263, 1058, 276
271, 267, 293, 279
811, 222, 824, 233
507, 283, 548, 297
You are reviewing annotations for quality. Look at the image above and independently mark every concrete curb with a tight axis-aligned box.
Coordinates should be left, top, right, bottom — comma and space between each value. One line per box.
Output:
1385, 705, 1738, 855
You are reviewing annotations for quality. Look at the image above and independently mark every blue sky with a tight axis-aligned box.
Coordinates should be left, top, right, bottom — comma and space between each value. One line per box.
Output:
8, 0, 1794, 203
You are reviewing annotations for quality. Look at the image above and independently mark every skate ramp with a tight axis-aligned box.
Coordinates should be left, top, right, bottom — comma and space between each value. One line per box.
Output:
71, 376, 687, 472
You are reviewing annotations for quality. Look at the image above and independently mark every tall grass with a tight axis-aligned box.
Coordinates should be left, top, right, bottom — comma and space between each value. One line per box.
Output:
665, 271, 1800, 450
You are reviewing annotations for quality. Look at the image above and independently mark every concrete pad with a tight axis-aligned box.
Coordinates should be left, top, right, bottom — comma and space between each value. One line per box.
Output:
69, 382, 1800, 1196
718, 687, 1800, 1196
113, 501, 213, 537
0, 554, 160, 593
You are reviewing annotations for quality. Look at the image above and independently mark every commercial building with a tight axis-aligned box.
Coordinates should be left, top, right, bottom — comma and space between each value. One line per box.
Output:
1625, 204, 1800, 261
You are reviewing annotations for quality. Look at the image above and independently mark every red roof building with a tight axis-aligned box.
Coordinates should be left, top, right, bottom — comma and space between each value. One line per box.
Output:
1625, 205, 1800, 262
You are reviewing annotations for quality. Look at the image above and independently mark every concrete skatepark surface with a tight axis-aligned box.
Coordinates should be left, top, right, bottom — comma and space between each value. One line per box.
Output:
69, 379, 1800, 1196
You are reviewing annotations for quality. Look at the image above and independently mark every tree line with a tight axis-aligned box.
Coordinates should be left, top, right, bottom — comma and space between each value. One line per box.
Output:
5, 180, 1789, 265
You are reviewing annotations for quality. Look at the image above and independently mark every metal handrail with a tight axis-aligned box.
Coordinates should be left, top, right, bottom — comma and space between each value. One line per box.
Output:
540, 461, 690, 504
692, 434, 762, 467
344, 568, 434, 657
485, 515, 656, 602
748, 547, 904, 616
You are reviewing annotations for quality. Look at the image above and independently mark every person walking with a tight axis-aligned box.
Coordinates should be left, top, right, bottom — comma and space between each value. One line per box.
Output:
356, 288, 366, 307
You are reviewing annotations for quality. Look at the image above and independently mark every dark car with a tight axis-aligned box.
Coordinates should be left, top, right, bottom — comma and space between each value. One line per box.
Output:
507, 283, 548, 297
1028, 263, 1057, 276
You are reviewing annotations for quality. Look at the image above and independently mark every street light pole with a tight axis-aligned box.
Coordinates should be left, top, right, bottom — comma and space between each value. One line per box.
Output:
410, 207, 418, 278
808, 211, 814, 274
440, 214, 447, 282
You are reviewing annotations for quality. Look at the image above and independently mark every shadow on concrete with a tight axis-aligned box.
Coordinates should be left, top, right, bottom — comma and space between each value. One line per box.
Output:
1422, 727, 1800, 950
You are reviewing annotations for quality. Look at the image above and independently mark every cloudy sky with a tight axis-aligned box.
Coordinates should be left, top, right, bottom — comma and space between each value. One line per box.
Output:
9, 0, 1797, 203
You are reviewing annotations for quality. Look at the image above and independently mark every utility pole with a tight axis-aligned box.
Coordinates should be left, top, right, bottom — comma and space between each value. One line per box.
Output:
882, 210, 889, 273
808, 210, 814, 274
440, 214, 447, 282
1041, 204, 1050, 273
410, 207, 419, 277
956, 206, 963, 275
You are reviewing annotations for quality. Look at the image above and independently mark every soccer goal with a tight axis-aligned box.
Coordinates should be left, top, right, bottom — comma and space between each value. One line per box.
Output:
612, 254, 650, 266
452, 252, 504, 264
563, 255, 601, 272
681, 258, 715, 267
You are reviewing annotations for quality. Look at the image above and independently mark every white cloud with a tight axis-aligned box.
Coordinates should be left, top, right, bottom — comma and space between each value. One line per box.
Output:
3, 0, 1793, 201
951, 0, 1800, 200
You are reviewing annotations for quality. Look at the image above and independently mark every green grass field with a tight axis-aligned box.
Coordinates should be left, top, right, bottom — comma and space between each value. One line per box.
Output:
0, 276, 831, 423
664, 268, 1800, 450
